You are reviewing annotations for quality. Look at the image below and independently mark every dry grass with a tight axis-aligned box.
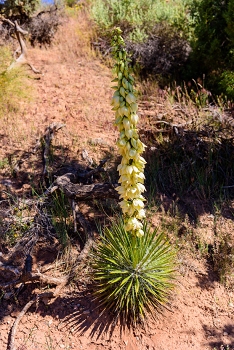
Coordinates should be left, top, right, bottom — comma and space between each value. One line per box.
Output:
55, 8, 96, 62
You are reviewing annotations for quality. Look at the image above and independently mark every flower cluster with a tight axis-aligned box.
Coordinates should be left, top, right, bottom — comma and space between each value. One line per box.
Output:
111, 28, 146, 237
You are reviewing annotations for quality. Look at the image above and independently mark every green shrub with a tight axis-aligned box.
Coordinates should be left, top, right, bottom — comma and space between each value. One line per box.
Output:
0, 0, 40, 20
219, 70, 234, 100
0, 47, 31, 117
187, 0, 234, 99
91, 0, 193, 43
91, 219, 176, 324
90, 0, 193, 81
65, 0, 78, 7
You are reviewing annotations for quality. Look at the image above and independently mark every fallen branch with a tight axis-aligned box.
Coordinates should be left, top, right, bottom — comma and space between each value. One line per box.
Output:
80, 158, 108, 180
40, 122, 66, 176
0, 17, 41, 73
8, 292, 55, 350
71, 200, 93, 236
8, 298, 36, 350
51, 174, 118, 200
0, 270, 68, 291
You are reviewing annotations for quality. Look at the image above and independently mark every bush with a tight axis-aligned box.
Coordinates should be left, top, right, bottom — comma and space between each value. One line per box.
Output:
219, 70, 234, 101
189, 0, 230, 74
65, 0, 78, 7
0, 2, 62, 47
28, 6, 63, 47
91, 219, 176, 324
90, 0, 192, 82
91, 0, 193, 43
127, 23, 191, 81
0, 47, 31, 117
0, 0, 40, 21
187, 0, 234, 99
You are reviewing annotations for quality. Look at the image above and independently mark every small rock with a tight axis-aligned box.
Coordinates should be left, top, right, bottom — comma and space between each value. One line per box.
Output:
223, 332, 228, 336
90, 138, 108, 146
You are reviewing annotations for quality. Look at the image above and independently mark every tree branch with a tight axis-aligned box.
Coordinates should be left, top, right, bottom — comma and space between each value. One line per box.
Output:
1, 18, 41, 73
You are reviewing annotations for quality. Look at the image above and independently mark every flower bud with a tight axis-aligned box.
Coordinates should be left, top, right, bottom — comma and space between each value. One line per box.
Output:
126, 93, 136, 104
130, 103, 137, 113
120, 87, 126, 98
123, 118, 131, 130
131, 114, 138, 124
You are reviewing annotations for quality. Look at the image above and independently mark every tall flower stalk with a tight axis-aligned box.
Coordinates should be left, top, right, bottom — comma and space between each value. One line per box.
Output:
111, 28, 146, 237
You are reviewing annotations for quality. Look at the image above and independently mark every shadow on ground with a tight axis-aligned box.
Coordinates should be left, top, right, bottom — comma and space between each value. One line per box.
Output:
203, 324, 234, 349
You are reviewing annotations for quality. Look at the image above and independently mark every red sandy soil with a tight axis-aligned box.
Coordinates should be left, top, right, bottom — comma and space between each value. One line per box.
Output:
0, 17, 234, 350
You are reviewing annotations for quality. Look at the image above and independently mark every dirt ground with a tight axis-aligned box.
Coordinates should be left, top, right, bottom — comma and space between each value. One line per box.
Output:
0, 17, 234, 350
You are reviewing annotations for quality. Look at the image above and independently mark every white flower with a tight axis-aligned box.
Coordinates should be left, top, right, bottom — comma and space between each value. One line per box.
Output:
136, 140, 147, 153
129, 148, 137, 158
112, 40, 147, 236
133, 198, 145, 209
125, 217, 143, 231
119, 200, 130, 213
117, 138, 127, 147
130, 137, 137, 149
125, 129, 134, 139
136, 183, 146, 193
136, 209, 146, 219
136, 229, 144, 237
133, 172, 145, 182
134, 156, 147, 168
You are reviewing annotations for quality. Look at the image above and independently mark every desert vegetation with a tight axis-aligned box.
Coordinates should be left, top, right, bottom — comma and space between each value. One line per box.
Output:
0, 0, 234, 349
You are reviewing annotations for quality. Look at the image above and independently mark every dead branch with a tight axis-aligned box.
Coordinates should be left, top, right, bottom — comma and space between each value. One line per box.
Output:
0, 270, 68, 291
52, 174, 118, 200
70, 201, 95, 272
80, 158, 108, 180
72, 200, 93, 235
8, 292, 55, 350
1, 18, 41, 73
41, 122, 66, 176
75, 237, 94, 265
8, 298, 36, 350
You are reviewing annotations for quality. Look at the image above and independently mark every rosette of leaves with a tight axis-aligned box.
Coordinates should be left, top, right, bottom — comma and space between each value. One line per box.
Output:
91, 220, 176, 325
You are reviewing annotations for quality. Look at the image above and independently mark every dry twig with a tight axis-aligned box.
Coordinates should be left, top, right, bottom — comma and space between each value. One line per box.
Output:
8, 292, 55, 350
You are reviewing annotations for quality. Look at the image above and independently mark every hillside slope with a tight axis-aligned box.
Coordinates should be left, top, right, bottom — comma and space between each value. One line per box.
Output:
0, 14, 233, 350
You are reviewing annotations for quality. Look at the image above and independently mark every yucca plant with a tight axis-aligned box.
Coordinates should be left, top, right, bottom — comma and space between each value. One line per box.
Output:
91, 28, 176, 325
91, 219, 176, 325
